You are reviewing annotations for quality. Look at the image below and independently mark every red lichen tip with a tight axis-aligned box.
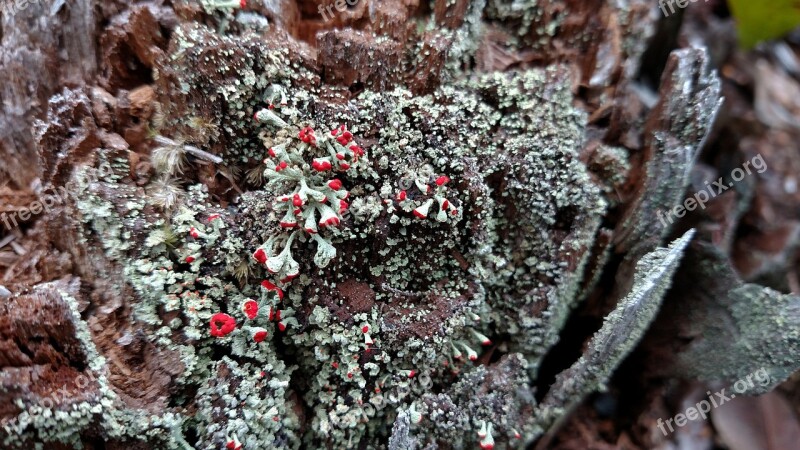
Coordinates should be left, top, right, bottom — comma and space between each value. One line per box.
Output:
185, 256, 196, 263
362, 325, 369, 333
312, 159, 332, 172
189, 227, 200, 239
243, 300, 259, 319
240, 0, 247, 7
435, 175, 451, 186
260, 280, 284, 300
397, 190, 407, 201
293, 193, 303, 207
207, 214, 221, 222
253, 248, 267, 264
408, 370, 416, 378
253, 329, 268, 343
349, 145, 364, 156
328, 179, 343, 190
210, 313, 236, 337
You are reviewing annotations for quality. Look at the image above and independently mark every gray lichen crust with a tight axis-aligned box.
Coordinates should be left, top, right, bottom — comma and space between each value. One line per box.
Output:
1, 2, 732, 449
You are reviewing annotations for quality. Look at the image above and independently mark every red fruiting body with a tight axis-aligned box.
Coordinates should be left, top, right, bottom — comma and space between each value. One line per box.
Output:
469, 354, 478, 361
278, 322, 287, 332
397, 190, 407, 201
413, 209, 426, 219
210, 313, 236, 337
479, 444, 494, 450
190, 227, 200, 239
408, 370, 416, 378
347, 372, 353, 379
253, 248, 267, 264
185, 256, 196, 263
280, 221, 297, 228
321, 216, 340, 227
336, 153, 345, 160
349, 145, 364, 156
243, 300, 259, 319
293, 194, 303, 207
436, 176, 450, 186
362, 326, 369, 333
328, 179, 343, 190
253, 330, 268, 343
312, 159, 332, 171
442, 200, 450, 209
276, 161, 288, 171
332, 361, 339, 369
208, 214, 221, 222
482, 339, 492, 346
298, 126, 316, 145
268, 148, 277, 157
227, 441, 236, 450
240, 0, 246, 7
260, 280, 284, 300
340, 163, 350, 170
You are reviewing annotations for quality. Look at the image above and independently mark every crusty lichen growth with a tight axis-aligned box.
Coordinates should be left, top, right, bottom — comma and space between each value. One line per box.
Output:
42, 20, 610, 448
16, 2, 721, 447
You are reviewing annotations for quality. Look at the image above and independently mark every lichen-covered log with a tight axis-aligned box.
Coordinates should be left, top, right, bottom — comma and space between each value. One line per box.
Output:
1, 0, 798, 449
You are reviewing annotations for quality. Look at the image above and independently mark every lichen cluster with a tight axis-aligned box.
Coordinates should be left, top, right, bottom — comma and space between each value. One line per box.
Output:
4, 4, 680, 449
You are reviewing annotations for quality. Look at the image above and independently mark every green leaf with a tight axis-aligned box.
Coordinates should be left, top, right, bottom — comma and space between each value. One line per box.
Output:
728, 0, 800, 49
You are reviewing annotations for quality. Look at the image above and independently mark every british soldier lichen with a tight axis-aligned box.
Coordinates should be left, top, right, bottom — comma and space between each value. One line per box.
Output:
253, 111, 366, 281
35, 14, 623, 450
